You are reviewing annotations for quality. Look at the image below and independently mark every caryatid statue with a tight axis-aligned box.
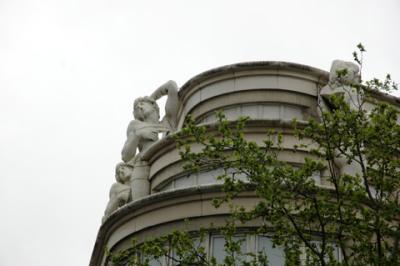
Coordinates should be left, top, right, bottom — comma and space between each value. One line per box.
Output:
121, 80, 180, 200
102, 162, 133, 223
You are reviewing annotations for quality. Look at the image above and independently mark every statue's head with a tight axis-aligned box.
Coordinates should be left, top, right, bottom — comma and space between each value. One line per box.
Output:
329, 60, 361, 86
133, 96, 160, 122
115, 162, 133, 183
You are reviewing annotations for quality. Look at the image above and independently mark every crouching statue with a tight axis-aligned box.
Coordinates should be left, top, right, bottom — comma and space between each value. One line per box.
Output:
320, 59, 361, 111
320, 60, 362, 177
102, 163, 133, 223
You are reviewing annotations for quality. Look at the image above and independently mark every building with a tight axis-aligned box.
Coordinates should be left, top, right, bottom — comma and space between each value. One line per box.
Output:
90, 61, 399, 265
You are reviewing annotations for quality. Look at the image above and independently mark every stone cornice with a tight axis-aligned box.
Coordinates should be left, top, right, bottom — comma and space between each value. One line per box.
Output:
90, 184, 226, 266
178, 61, 329, 99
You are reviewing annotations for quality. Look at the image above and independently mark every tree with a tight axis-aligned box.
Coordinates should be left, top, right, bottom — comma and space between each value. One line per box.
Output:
108, 45, 399, 266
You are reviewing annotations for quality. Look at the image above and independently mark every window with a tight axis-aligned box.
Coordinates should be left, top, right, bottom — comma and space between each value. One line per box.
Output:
211, 235, 247, 265
174, 175, 195, 188
147, 256, 167, 266
311, 170, 322, 185
305, 241, 342, 264
257, 236, 285, 266
171, 238, 203, 266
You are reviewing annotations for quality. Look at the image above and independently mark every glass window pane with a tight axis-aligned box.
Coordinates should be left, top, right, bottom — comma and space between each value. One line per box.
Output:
258, 236, 285, 266
212, 236, 226, 264
171, 238, 203, 266
242, 104, 259, 119
202, 115, 211, 124
211, 236, 246, 265
307, 241, 342, 263
226, 168, 249, 183
261, 105, 280, 119
160, 181, 173, 191
198, 169, 224, 185
282, 105, 303, 120
198, 170, 216, 185
147, 257, 165, 266
311, 170, 321, 185
174, 175, 195, 188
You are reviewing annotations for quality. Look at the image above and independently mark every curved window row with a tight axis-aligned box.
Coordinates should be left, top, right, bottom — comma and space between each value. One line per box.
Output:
146, 234, 284, 266
158, 168, 248, 192
145, 233, 342, 266
199, 103, 305, 124
157, 167, 322, 192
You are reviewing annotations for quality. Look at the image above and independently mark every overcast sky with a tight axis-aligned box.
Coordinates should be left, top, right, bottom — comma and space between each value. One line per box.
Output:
0, 0, 399, 265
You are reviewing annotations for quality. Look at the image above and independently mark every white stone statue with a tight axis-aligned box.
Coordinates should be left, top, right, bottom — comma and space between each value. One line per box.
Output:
102, 163, 133, 223
319, 60, 362, 176
121, 80, 180, 200
320, 60, 361, 111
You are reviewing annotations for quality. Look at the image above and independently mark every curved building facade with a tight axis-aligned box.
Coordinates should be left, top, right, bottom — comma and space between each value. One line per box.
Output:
90, 61, 355, 265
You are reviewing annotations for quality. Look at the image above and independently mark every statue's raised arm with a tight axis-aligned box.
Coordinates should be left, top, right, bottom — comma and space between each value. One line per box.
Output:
150, 80, 179, 132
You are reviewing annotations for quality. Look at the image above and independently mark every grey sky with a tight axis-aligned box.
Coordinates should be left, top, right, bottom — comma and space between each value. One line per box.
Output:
0, 0, 399, 265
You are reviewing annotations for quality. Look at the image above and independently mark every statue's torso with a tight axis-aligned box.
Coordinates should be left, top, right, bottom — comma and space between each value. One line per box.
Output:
131, 120, 170, 152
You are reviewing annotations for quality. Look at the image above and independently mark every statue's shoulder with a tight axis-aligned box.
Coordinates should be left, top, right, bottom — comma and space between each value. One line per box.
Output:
127, 120, 141, 131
